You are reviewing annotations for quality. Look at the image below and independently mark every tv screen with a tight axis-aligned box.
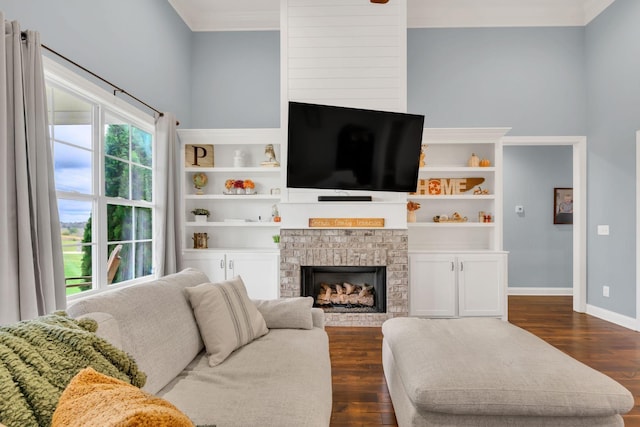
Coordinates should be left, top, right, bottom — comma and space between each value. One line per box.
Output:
287, 102, 425, 193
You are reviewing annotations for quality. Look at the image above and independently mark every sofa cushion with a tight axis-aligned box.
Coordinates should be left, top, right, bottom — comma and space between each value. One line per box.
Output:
67, 268, 210, 394
253, 297, 314, 329
75, 312, 123, 349
185, 276, 268, 367
52, 367, 194, 427
382, 317, 634, 418
157, 328, 332, 427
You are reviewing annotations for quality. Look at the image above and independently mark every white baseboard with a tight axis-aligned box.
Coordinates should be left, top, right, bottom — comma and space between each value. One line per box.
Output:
508, 287, 573, 296
586, 304, 638, 331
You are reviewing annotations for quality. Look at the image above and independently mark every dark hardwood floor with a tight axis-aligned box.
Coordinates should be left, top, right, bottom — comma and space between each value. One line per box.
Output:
326, 296, 640, 427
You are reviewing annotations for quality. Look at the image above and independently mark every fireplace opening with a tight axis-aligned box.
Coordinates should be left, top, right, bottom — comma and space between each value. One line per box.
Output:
300, 266, 386, 313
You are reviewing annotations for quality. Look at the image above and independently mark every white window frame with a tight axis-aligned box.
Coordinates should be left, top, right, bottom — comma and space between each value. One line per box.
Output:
44, 57, 157, 301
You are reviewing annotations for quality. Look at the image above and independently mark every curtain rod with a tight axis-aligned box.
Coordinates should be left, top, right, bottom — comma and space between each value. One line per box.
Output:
21, 33, 179, 125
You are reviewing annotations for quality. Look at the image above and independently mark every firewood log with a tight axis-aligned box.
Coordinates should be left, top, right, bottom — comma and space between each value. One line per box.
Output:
358, 295, 374, 306
343, 282, 356, 295
330, 293, 341, 304
335, 284, 344, 294
347, 294, 359, 304
359, 284, 373, 297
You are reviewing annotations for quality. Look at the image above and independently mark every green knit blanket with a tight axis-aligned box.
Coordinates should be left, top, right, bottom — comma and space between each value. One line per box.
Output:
0, 312, 146, 427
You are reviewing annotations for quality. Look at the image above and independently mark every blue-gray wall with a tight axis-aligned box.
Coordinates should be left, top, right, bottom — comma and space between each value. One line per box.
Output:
0, 0, 193, 126
585, 0, 640, 316
407, 27, 587, 135
503, 146, 573, 288
190, 31, 280, 128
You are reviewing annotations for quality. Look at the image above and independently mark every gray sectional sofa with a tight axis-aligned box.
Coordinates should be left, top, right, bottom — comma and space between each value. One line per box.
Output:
67, 268, 333, 427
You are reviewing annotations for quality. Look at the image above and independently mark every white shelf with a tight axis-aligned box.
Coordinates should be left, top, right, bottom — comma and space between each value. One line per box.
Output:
185, 167, 281, 173
408, 195, 495, 200
186, 221, 281, 227
409, 222, 496, 228
419, 166, 496, 173
185, 194, 281, 200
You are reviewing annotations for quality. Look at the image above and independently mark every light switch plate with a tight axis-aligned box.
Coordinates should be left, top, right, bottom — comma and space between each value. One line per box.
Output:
597, 225, 610, 235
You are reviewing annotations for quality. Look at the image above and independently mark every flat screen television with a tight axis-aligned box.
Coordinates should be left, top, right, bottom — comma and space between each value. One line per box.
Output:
287, 102, 424, 193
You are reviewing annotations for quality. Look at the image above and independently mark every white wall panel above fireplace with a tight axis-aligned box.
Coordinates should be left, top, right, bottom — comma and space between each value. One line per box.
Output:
282, 0, 407, 113
280, 0, 409, 219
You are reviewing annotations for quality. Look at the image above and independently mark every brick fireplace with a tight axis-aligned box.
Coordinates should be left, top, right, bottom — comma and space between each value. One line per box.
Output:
279, 228, 408, 326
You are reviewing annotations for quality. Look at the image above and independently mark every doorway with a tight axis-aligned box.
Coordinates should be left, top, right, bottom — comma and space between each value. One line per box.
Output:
502, 136, 586, 312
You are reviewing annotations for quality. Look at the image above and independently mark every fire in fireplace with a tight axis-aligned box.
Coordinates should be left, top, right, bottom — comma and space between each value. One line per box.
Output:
300, 266, 386, 313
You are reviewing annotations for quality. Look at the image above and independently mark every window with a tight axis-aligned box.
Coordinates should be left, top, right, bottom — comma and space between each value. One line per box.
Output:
45, 58, 156, 299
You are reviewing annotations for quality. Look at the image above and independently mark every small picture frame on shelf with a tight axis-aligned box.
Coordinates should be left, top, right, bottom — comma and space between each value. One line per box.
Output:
554, 187, 573, 224
185, 144, 214, 167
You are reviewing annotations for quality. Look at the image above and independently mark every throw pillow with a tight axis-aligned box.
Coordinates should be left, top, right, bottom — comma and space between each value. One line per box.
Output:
51, 367, 194, 427
185, 276, 269, 366
253, 297, 314, 329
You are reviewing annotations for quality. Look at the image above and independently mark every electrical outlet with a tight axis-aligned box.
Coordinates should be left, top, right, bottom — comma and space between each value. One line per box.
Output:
603, 286, 610, 297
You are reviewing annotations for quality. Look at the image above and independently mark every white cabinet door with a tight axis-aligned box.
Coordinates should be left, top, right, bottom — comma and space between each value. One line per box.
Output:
182, 252, 226, 283
409, 254, 457, 317
227, 252, 280, 300
458, 254, 506, 317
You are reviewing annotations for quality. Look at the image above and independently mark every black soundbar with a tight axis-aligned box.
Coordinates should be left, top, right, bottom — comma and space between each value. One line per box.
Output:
318, 196, 372, 202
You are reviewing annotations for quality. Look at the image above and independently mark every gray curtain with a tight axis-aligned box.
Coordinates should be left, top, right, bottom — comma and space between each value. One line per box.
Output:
155, 112, 182, 276
0, 14, 66, 325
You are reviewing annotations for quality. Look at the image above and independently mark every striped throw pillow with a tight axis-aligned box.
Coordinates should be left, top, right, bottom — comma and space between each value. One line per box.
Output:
185, 276, 268, 366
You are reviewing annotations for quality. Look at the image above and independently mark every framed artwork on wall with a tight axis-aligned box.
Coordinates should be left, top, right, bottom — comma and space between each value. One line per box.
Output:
554, 187, 573, 224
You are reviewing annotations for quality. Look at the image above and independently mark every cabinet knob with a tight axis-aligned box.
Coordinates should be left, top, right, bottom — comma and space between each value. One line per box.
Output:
220, 259, 225, 269
229, 260, 234, 270
460, 262, 464, 271
451, 261, 455, 271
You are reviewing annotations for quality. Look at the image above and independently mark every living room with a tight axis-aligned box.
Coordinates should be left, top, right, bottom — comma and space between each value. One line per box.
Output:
1, 0, 640, 426
3, 0, 638, 325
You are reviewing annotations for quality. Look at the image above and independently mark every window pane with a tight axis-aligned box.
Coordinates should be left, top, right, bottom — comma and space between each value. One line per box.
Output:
136, 207, 152, 240
49, 87, 93, 150
107, 204, 133, 241
54, 124, 92, 149
105, 157, 129, 198
54, 142, 92, 194
132, 165, 152, 201
135, 242, 153, 278
109, 243, 132, 284
58, 199, 93, 295
63, 244, 93, 295
105, 122, 130, 161
132, 127, 152, 167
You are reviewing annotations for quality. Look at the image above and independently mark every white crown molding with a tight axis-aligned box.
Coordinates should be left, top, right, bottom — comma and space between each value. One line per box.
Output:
169, 0, 280, 32
407, 0, 617, 28
168, 0, 616, 31
583, 0, 615, 23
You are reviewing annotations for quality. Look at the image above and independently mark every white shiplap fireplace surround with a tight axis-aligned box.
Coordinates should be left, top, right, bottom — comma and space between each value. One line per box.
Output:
279, 0, 410, 326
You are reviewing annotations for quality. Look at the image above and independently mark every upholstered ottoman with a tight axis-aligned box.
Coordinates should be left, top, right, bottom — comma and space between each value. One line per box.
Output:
382, 317, 634, 427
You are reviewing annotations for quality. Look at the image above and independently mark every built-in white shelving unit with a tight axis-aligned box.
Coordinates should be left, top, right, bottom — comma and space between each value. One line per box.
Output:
408, 128, 510, 320
178, 129, 282, 299
178, 128, 283, 251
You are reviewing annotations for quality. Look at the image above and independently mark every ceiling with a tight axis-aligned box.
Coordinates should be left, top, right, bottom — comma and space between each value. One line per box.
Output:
168, 0, 616, 32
